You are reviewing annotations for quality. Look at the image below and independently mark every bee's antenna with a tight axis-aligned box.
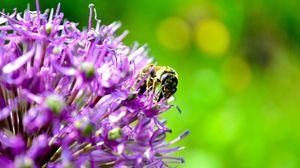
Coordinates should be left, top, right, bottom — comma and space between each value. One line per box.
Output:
175, 104, 182, 114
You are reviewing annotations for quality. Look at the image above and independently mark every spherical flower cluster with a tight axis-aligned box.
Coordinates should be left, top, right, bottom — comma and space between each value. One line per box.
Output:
0, 2, 189, 167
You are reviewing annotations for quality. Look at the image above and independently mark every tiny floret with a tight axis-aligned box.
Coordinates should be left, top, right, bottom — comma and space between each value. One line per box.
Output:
80, 62, 95, 79
108, 127, 122, 140
74, 117, 94, 137
14, 156, 34, 168
45, 94, 65, 115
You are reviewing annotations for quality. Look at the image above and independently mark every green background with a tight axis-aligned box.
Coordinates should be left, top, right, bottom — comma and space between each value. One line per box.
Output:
2, 0, 300, 167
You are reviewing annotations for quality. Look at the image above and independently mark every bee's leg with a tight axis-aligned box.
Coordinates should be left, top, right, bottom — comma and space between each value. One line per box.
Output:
156, 90, 164, 102
136, 65, 154, 95
149, 78, 160, 102
156, 86, 165, 102
151, 78, 158, 94
139, 75, 152, 96
138, 81, 147, 95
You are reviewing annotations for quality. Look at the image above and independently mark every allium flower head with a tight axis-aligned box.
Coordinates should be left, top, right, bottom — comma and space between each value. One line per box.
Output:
0, 1, 189, 167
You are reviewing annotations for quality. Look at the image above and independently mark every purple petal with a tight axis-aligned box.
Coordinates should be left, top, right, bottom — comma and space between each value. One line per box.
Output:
2, 45, 36, 74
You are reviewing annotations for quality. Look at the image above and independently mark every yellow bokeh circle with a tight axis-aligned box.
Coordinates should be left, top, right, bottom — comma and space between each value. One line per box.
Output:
222, 57, 251, 92
195, 18, 230, 56
156, 17, 191, 50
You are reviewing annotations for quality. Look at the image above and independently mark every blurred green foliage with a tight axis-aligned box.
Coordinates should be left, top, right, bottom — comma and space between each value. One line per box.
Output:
3, 0, 300, 167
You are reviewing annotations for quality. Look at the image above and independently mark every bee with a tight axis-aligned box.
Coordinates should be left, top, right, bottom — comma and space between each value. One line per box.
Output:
137, 64, 178, 102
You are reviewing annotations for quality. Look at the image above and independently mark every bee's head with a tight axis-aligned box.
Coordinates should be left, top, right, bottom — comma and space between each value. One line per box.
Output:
161, 73, 178, 90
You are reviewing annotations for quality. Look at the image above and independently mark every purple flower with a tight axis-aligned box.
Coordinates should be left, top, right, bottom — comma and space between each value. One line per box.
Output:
0, 1, 189, 167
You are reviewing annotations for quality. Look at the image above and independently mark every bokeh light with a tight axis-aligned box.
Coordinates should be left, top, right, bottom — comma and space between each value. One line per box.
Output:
156, 17, 191, 50
222, 56, 251, 92
195, 18, 230, 57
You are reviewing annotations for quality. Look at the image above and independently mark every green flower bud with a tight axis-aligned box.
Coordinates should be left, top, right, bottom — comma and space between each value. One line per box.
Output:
46, 23, 52, 34
45, 94, 65, 115
80, 62, 95, 79
15, 156, 34, 168
74, 117, 94, 137
108, 127, 122, 140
